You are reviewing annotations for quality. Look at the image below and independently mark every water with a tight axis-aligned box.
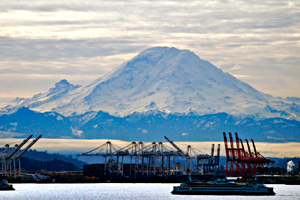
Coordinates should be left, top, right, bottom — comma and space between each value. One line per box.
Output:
1, 183, 299, 200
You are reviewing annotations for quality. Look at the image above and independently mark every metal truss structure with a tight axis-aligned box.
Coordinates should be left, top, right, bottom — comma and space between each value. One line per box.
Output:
78, 136, 221, 176
223, 132, 274, 176
0, 135, 42, 177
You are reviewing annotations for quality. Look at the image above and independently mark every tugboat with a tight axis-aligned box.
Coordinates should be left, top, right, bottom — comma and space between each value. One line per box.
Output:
0, 178, 15, 191
172, 178, 275, 195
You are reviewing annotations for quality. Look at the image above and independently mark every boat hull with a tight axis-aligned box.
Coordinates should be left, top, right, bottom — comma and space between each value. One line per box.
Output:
0, 187, 15, 191
0, 185, 15, 191
172, 188, 275, 196
0, 179, 15, 191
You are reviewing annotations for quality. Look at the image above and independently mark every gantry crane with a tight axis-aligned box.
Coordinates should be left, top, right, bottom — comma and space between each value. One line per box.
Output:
1, 135, 42, 177
223, 132, 273, 176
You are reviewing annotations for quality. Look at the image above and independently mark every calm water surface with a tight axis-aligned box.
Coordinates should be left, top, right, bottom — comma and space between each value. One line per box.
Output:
1, 183, 299, 200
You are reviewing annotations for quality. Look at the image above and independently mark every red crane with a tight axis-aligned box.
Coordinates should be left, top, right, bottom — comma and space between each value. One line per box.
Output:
223, 132, 273, 176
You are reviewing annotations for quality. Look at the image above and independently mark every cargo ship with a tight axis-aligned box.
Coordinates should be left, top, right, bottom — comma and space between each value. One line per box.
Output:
172, 178, 275, 195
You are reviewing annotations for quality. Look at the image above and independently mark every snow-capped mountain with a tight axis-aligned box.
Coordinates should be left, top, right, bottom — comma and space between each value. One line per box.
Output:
2, 79, 81, 114
1, 47, 300, 120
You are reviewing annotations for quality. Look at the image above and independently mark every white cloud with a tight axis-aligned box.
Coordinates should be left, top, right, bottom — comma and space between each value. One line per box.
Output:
0, 0, 299, 102
142, 129, 148, 134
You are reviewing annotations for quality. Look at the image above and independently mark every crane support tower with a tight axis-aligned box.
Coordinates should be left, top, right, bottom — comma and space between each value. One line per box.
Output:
1, 135, 42, 177
78, 136, 221, 178
223, 132, 273, 176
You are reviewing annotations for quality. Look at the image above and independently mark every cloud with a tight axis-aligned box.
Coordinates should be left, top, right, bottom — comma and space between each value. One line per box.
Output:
0, 37, 145, 61
224, 57, 300, 97
0, 0, 299, 103
1, 138, 299, 158
142, 129, 148, 134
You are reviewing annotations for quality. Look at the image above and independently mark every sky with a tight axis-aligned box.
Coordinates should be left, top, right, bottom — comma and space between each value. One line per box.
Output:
1, 0, 300, 106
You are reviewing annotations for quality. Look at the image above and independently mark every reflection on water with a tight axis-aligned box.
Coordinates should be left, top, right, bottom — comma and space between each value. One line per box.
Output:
1, 183, 300, 200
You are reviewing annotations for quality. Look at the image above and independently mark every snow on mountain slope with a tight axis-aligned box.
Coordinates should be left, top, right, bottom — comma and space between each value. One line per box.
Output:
1, 80, 81, 114
1, 47, 299, 120
83, 47, 268, 115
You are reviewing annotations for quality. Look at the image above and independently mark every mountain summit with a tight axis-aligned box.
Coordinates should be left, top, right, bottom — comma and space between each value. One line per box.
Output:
1, 47, 299, 120
82, 46, 268, 116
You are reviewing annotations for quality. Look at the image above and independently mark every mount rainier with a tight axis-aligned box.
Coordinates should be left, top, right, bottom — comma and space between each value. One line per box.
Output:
1, 47, 299, 142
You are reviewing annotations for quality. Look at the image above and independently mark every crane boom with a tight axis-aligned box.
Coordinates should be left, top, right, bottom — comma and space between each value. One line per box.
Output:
216, 144, 220, 165
223, 132, 229, 159
164, 136, 186, 157
6, 135, 33, 160
245, 139, 253, 158
15, 135, 42, 159
251, 139, 258, 157
235, 133, 241, 159
229, 132, 235, 161
239, 139, 246, 158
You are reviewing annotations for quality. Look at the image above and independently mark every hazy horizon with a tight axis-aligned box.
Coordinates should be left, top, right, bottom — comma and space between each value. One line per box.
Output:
1, 138, 299, 158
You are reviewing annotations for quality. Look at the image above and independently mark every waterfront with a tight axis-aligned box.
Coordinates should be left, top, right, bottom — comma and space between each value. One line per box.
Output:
1, 183, 300, 200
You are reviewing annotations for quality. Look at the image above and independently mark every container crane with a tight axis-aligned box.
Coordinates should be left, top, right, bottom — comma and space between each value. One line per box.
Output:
3, 135, 33, 176
14, 135, 42, 177
223, 132, 273, 176
164, 136, 186, 157
15, 135, 42, 160
5, 135, 33, 161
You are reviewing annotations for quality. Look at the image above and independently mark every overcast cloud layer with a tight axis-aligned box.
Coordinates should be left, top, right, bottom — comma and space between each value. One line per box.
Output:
1, 138, 299, 158
1, 0, 300, 105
